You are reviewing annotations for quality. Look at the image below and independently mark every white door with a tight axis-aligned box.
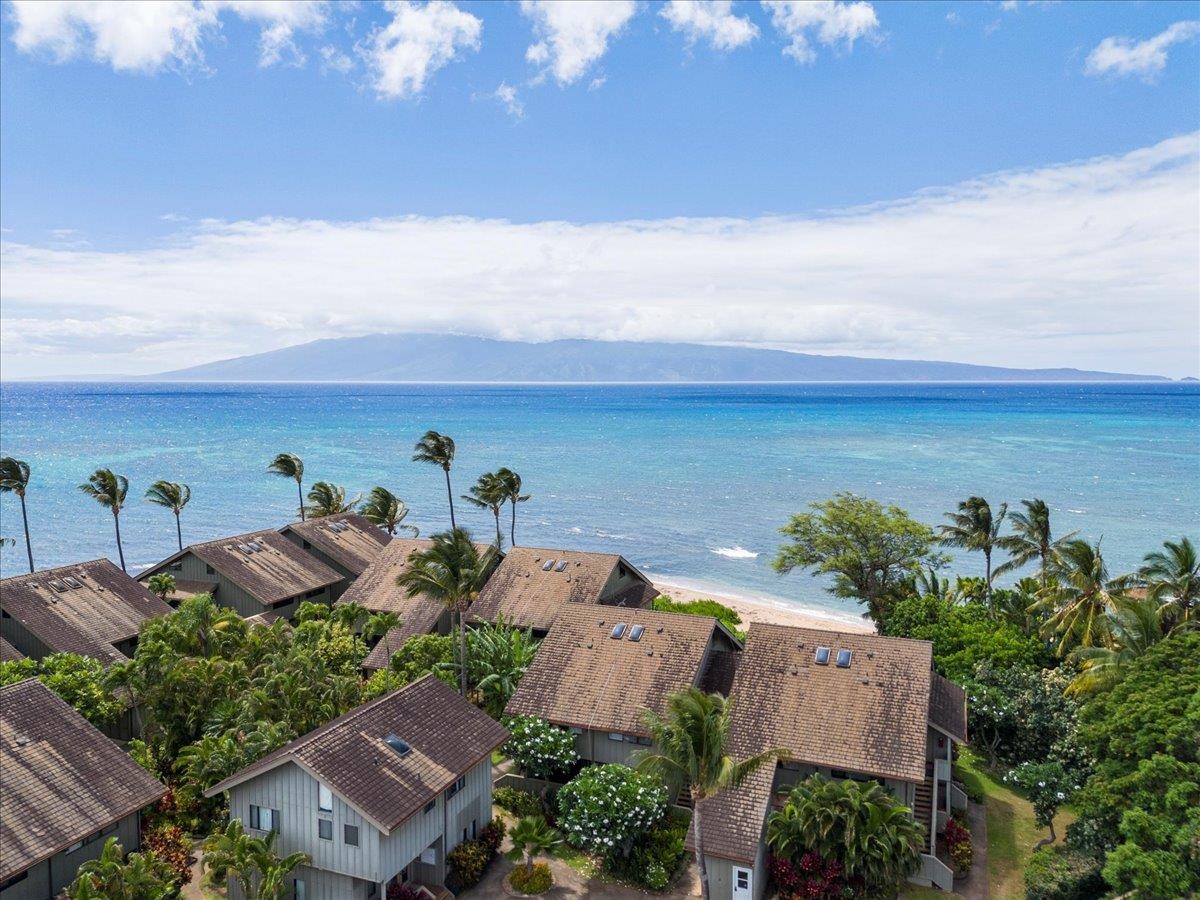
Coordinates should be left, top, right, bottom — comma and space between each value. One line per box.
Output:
732, 866, 753, 900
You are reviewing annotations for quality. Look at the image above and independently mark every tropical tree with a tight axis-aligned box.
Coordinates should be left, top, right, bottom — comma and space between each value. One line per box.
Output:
412, 430, 457, 528
79, 468, 130, 572
267, 452, 306, 521
1031, 539, 1126, 656
506, 815, 561, 876
69, 836, 173, 899
496, 467, 529, 547
0, 456, 34, 572
996, 498, 1077, 588
1067, 596, 1164, 696
359, 486, 418, 536
147, 573, 177, 601
766, 774, 925, 896
145, 480, 191, 551
463, 471, 507, 548
1138, 536, 1199, 634
395, 528, 494, 697
635, 688, 779, 899
251, 831, 309, 900
203, 820, 258, 898
304, 481, 359, 518
939, 496, 1007, 604
467, 617, 539, 716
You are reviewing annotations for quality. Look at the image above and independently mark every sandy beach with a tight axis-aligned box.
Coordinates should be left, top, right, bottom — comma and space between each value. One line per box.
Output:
652, 580, 875, 634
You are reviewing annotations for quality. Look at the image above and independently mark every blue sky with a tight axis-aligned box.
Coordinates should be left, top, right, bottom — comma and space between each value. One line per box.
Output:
1, 1, 1198, 377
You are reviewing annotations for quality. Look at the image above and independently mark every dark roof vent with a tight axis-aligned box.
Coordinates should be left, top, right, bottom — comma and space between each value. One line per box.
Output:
815, 646, 831, 665
836, 649, 852, 668
383, 733, 411, 757
610, 623, 627, 640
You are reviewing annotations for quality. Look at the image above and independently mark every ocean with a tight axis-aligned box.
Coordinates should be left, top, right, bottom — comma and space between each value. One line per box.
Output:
1, 382, 1196, 621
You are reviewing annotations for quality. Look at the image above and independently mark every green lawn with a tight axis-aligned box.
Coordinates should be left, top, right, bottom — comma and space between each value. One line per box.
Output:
955, 748, 1075, 900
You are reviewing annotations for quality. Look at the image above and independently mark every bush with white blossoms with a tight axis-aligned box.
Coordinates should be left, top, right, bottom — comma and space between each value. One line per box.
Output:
1005, 760, 1077, 840
557, 764, 668, 859
502, 716, 579, 780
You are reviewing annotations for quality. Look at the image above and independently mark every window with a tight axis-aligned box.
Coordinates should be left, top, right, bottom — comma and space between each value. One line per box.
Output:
344, 824, 359, 847
318, 784, 333, 812
608, 732, 625, 742
305, 588, 324, 598
471, 819, 477, 839
814, 646, 831, 665
294, 879, 306, 900
424, 800, 436, 814
836, 648, 852, 668
446, 776, 466, 799
66, 839, 85, 853
271, 598, 293, 610
206, 564, 215, 575
168, 562, 183, 572
318, 819, 333, 841
736, 869, 750, 889
250, 804, 279, 832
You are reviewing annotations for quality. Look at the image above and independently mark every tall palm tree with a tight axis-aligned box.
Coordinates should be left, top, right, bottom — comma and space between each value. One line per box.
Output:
506, 815, 561, 877
496, 467, 529, 547
0, 456, 34, 573
267, 452, 306, 521
304, 481, 359, 518
79, 468, 129, 572
144, 480, 191, 551
463, 471, 507, 548
939, 496, 1007, 605
1139, 536, 1199, 634
1066, 596, 1164, 696
395, 528, 495, 697
635, 688, 780, 899
1030, 539, 1125, 656
996, 498, 1076, 588
412, 431, 457, 528
359, 486, 419, 536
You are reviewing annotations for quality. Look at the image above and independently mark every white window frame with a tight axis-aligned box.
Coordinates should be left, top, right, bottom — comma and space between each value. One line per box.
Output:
732, 866, 753, 899
318, 784, 333, 813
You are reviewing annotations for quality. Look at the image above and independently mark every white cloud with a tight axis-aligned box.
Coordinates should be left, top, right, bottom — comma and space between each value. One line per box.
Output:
761, 0, 879, 63
1085, 21, 1200, 82
359, 0, 481, 100
2, 135, 1197, 378
520, 0, 636, 85
7, 0, 330, 72
661, 0, 758, 51
319, 44, 354, 75
493, 82, 524, 119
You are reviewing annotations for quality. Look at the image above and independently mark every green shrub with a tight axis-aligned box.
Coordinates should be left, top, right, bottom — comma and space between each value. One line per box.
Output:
502, 715, 579, 780
509, 862, 553, 894
652, 596, 744, 640
1024, 845, 1106, 900
495, 786, 544, 818
446, 838, 492, 890
605, 810, 689, 890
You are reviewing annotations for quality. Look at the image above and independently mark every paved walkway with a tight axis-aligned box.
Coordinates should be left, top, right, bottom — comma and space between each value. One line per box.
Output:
956, 801, 989, 900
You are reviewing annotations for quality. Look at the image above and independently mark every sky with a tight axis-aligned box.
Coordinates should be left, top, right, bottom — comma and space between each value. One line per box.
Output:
0, 0, 1198, 379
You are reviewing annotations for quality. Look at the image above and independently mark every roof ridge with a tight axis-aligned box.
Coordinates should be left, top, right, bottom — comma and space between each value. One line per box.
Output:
0, 558, 115, 584
286, 673, 441, 753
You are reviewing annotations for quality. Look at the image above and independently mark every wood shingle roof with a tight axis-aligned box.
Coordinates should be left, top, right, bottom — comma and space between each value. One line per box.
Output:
281, 513, 391, 576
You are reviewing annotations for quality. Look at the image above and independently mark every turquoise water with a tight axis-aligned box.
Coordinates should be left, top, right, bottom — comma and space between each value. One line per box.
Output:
1, 382, 1196, 619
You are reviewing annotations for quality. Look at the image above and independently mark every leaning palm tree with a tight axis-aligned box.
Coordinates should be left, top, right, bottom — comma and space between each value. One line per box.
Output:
79, 468, 129, 572
463, 471, 507, 548
359, 486, 418, 536
395, 528, 495, 697
1030, 539, 1125, 656
1066, 595, 1164, 696
1139, 536, 1199, 634
304, 481, 359, 518
267, 452, 306, 521
144, 479, 191, 551
496, 467, 529, 547
412, 431, 457, 528
996, 498, 1077, 588
0, 456, 34, 572
939, 496, 1007, 605
635, 688, 780, 899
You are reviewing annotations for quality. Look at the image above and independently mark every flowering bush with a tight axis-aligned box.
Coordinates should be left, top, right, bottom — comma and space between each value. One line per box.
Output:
502, 716, 579, 780
141, 823, 192, 887
509, 861, 553, 894
605, 809, 688, 890
944, 816, 973, 873
446, 839, 492, 890
556, 764, 667, 858
769, 851, 852, 899
1005, 761, 1076, 838
387, 884, 428, 900
479, 817, 506, 855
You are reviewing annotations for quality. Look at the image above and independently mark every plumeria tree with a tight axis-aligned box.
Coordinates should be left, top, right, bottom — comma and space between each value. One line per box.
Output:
557, 764, 668, 859
1006, 761, 1076, 849
502, 715, 578, 780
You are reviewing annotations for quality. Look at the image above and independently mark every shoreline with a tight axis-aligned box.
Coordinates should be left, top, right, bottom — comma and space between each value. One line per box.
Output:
651, 577, 875, 634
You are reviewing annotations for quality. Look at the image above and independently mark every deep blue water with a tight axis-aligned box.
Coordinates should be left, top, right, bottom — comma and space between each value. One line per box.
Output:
1, 382, 1197, 619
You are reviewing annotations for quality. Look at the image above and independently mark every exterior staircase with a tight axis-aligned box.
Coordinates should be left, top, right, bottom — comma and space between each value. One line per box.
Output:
913, 776, 934, 827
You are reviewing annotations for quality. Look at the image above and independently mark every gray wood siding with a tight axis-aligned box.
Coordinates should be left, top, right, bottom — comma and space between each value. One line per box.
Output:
572, 728, 651, 766
0, 614, 53, 662
1, 813, 138, 900
227, 866, 372, 900
280, 535, 353, 599
167, 553, 320, 618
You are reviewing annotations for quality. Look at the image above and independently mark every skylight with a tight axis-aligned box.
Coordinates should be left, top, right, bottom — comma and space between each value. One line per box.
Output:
48, 579, 68, 593
610, 623, 627, 640
628, 624, 645, 642
63, 576, 83, 589
815, 646, 831, 665
383, 733, 411, 757
554, 560, 569, 572
542, 559, 556, 571
836, 649, 852, 668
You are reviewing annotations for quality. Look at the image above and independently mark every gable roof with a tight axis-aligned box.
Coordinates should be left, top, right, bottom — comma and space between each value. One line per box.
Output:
280, 513, 391, 576
142, 530, 342, 606
0, 636, 24, 662
504, 605, 730, 736
471, 546, 654, 632
929, 672, 968, 744
0, 679, 166, 881
0, 559, 174, 665
206, 675, 508, 833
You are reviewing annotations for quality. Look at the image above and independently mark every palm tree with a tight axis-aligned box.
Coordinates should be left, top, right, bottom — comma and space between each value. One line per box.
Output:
496, 467, 529, 547
1066, 596, 1164, 696
1030, 539, 1126, 656
939, 496, 1007, 605
0, 457, 34, 573
250, 831, 309, 900
506, 815, 561, 877
463, 471, 507, 548
79, 468, 130, 572
412, 431, 457, 528
395, 528, 495, 697
203, 820, 259, 899
996, 498, 1077, 588
467, 617, 539, 717
267, 452, 306, 521
144, 480, 191, 551
304, 481, 359, 518
359, 486, 419, 536
1139, 536, 1199, 634
635, 688, 780, 899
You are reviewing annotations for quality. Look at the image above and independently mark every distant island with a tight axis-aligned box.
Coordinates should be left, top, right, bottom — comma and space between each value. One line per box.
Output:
132, 334, 1168, 383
